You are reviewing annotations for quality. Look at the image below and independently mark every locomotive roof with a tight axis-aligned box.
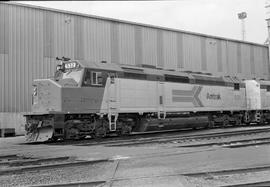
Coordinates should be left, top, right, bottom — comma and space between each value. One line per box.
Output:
77, 60, 123, 72
75, 60, 242, 83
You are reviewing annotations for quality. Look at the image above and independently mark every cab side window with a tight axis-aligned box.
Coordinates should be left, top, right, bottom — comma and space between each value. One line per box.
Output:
83, 69, 91, 86
234, 83, 240, 90
91, 71, 103, 86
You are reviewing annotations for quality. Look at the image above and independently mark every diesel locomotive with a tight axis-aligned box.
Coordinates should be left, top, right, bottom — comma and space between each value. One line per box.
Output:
24, 57, 270, 142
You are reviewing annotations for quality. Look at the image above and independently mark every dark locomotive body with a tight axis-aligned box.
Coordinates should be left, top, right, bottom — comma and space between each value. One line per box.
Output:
24, 59, 270, 142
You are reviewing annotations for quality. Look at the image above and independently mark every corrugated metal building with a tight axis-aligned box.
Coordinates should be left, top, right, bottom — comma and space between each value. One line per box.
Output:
0, 2, 269, 134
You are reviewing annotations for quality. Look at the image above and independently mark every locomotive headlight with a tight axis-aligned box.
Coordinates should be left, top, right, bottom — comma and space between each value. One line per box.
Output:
56, 65, 61, 71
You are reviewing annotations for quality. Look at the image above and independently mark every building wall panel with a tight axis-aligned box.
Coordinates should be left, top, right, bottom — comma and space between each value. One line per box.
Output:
241, 44, 251, 77
84, 18, 111, 63
0, 54, 4, 111
0, 2, 269, 115
200, 37, 207, 71
183, 34, 202, 71
74, 16, 84, 60
176, 33, 184, 69
236, 43, 242, 74
250, 45, 255, 76
262, 47, 269, 77
156, 30, 164, 68
141, 27, 157, 67
253, 46, 263, 78
216, 39, 222, 73
134, 25, 143, 66
220, 41, 229, 75
0, 4, 9, 54
163, 31, 177, 69
227, 41, 238, 76
110, 21, 119, 64
205, 38, 218, 74
118, 23, 135, 66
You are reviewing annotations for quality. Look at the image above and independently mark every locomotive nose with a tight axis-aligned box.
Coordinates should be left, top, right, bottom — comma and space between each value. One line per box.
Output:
31, 79, 62, 113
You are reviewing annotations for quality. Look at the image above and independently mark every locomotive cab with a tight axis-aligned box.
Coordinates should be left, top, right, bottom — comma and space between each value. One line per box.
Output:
25, 59, 122, 142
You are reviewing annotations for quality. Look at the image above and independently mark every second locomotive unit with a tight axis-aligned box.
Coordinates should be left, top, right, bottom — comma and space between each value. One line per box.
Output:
24, 57, 270, 142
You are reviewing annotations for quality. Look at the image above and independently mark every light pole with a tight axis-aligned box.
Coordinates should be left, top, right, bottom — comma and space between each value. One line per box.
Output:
238, 12, 247, 41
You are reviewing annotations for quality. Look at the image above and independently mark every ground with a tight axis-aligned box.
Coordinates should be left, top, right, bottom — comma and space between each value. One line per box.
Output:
1, 126, 270, 187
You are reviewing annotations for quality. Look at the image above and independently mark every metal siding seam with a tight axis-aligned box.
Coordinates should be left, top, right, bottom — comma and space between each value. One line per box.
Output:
266, 48, 270, 79
135, 25, 142, 66
0, 5, 3, 54
25, 7, 29, 112
32, 8, 37, 111
14, 5, 19, 112
237, 43, 242, 73
110, 21, 119, 63
0, 5, 9, 54
0, 54, 3, 112
200, 37, 207, 71
39, 10, 43, 81
14, 6, 20, 112
225, 41, 230, 75
177, 33, 184, 68
3, 4, 9, 112
217, 39, 222, 72
249, 45, 255, 76
4, 5, 8, 111
28, 8, 34, 112
143, 28, 157, 67
118, 23, 135, 65
263, 48, 269, 77
86, 18, 90, 60
74, 16, 84, 60
43, 11, 54, 58
157, 29, 164, 67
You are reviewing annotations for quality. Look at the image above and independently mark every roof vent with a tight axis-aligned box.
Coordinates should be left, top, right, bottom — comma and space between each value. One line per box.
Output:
165, 69, 175, 71
141, 64, 156, 69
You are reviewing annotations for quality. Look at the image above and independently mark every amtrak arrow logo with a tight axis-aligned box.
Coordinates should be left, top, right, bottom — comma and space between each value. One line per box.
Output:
172, 86, 203, 107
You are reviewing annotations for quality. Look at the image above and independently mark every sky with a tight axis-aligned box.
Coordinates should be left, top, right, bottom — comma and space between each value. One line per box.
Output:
18, 0, 270, 44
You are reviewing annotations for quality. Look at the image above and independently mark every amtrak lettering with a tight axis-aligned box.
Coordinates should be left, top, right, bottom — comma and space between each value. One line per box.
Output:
206, 93, 221, 100
172, 86, 203, 107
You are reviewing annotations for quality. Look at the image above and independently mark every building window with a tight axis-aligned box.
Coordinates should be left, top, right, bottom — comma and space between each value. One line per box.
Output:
267, 86, 270, 92
234, 83, 240, 90
91, 72, 103, 85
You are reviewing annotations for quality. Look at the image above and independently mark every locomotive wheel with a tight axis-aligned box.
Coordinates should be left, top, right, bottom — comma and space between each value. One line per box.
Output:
244, 112, 251, 124
222, 116, 229, 128
94, 119, 108, 138
64, 121, 79, 140
235, 117, 241, 126
94, 126, 107, 138
207, 121, 215, 129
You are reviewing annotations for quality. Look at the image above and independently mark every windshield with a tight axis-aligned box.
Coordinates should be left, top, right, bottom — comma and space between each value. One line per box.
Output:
62, 69, 83, 84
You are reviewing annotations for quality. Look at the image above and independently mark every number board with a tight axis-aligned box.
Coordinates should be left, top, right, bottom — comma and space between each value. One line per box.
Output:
64, 62, 80, 70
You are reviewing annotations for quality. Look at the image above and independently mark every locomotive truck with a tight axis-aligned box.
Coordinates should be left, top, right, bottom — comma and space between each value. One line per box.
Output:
24, 57, 270, 142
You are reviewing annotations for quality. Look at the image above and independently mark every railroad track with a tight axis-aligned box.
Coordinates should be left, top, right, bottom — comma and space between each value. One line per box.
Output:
183, 165, 270, 187
0, 154, 111, 176
87, 126, 270, 147
29, 164, 270, 187
44, 125, 270, 147
31, 181, 106, 187
221, 181, 270, 187
0, 153, 114, 187
178, 136, 270, 148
